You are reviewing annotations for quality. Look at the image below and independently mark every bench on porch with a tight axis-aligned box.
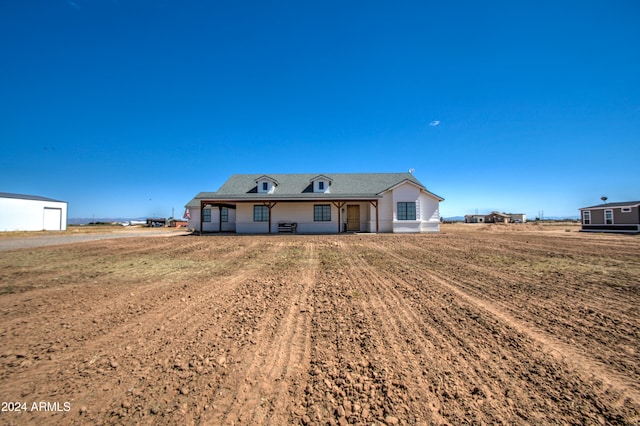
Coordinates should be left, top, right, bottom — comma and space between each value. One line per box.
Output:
277, 222, 297, 233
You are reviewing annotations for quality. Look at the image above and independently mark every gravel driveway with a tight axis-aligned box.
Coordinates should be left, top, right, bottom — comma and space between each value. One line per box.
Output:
0, 229, 190, 251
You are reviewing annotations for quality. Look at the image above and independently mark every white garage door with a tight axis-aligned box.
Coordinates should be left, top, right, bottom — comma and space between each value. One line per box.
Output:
43, 207, 62, 231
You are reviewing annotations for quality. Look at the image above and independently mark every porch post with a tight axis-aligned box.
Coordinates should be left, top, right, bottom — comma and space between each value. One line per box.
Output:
369, 200, 379, 234
375, 201, 379, 233
218, 205, 222, 233
263, 201, 277, 234
332, 201, 346, 233
199, 200, 204, 236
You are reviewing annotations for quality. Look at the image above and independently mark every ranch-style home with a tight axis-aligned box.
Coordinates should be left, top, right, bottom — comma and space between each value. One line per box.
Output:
579, 201, 640, 234
185, 173, 444, 234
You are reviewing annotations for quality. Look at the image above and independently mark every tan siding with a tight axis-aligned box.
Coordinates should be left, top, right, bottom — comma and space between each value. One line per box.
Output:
590, 209, 605, 224
615, 207, 640, 224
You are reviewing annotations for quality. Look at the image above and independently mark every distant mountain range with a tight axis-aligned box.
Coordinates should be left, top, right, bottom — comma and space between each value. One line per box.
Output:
443, 216, 579, 222
68, 217, 148, 225
535, 216, 580, 221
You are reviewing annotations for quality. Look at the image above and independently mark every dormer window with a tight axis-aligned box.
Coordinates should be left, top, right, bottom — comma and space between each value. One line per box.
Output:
310, 175, 333, 193
255, 175, 279, 194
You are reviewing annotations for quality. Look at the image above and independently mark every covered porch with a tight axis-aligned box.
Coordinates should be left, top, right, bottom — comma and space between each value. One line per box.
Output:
198, 198, 380, 235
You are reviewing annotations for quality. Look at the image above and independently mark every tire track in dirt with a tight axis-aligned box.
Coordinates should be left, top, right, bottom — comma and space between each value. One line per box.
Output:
72, 240, 278, 422
305, 242, 391, 425
0, 238, 262, 350
1, 232, 639, 425
307, 240, 472, 424
0, 239, 274, 424
341, 242, 454, 423
386, 235, 640, 382
370, 238, 640, 417
203, 241, 316, 425
425, 268, 640, 407
411, 235, 628, 309
309, 240, 546, 424
131, 239, 314, 424
341, 241, 549, 423
428, 236, 637, 376
447, 230, 640, 259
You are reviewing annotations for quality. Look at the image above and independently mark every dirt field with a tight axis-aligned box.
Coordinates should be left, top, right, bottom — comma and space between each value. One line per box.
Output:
0, 224, 638, 425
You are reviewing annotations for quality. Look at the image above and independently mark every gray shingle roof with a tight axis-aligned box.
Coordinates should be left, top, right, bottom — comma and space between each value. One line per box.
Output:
580, 201, 640, 209
186, 173, 443, 208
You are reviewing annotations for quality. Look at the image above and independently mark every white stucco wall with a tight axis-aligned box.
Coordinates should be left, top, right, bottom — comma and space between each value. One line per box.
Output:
391, 182, 421, 233
370, 182, 441, 233
0, 197, 67, 231
369, 194, 393, 233
187, 210, 199, 230
418, 192, 441, 232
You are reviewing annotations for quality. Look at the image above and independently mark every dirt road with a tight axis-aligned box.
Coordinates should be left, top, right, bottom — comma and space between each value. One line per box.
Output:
0, 228, 188, 251
0, 227, 638, 424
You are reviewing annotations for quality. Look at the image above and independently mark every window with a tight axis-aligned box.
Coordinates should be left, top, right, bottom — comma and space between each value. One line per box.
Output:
262, 182, 268, 191
583, 211, 590, 225
254, 205, 268, 222
621, 207, 632, 213
318, 181, 324, 190
314, 204, 331, 221
221, 207, 228, 223
203, 209, 211, 222
397, 202, 416, 220
605, 209, 613, 225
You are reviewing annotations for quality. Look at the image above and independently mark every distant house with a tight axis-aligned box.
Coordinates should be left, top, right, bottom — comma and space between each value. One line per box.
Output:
0, 192, 67, 232
509, 213, 527, 223
464, 214, 486, 223
579, 201, 640, 233
464, 211, 521, 224
169, 219, 188, 228
185, 173, 444, 234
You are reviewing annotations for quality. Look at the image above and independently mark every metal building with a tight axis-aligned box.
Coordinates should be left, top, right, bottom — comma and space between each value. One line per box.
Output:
0, 192, 68, 231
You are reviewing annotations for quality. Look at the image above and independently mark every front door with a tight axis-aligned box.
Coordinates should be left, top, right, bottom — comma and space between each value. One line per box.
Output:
347, 205, 360, 232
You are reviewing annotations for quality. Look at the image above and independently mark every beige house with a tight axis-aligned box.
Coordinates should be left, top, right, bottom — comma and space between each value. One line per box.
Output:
580, 201, 640, 233
186, 173, 444, 234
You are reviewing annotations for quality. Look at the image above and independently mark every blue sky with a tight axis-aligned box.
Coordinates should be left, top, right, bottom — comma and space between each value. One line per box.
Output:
1, 1, 638, 219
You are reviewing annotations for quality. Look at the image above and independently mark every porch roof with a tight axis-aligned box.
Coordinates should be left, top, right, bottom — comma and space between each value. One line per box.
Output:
193, 193, 382, 206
